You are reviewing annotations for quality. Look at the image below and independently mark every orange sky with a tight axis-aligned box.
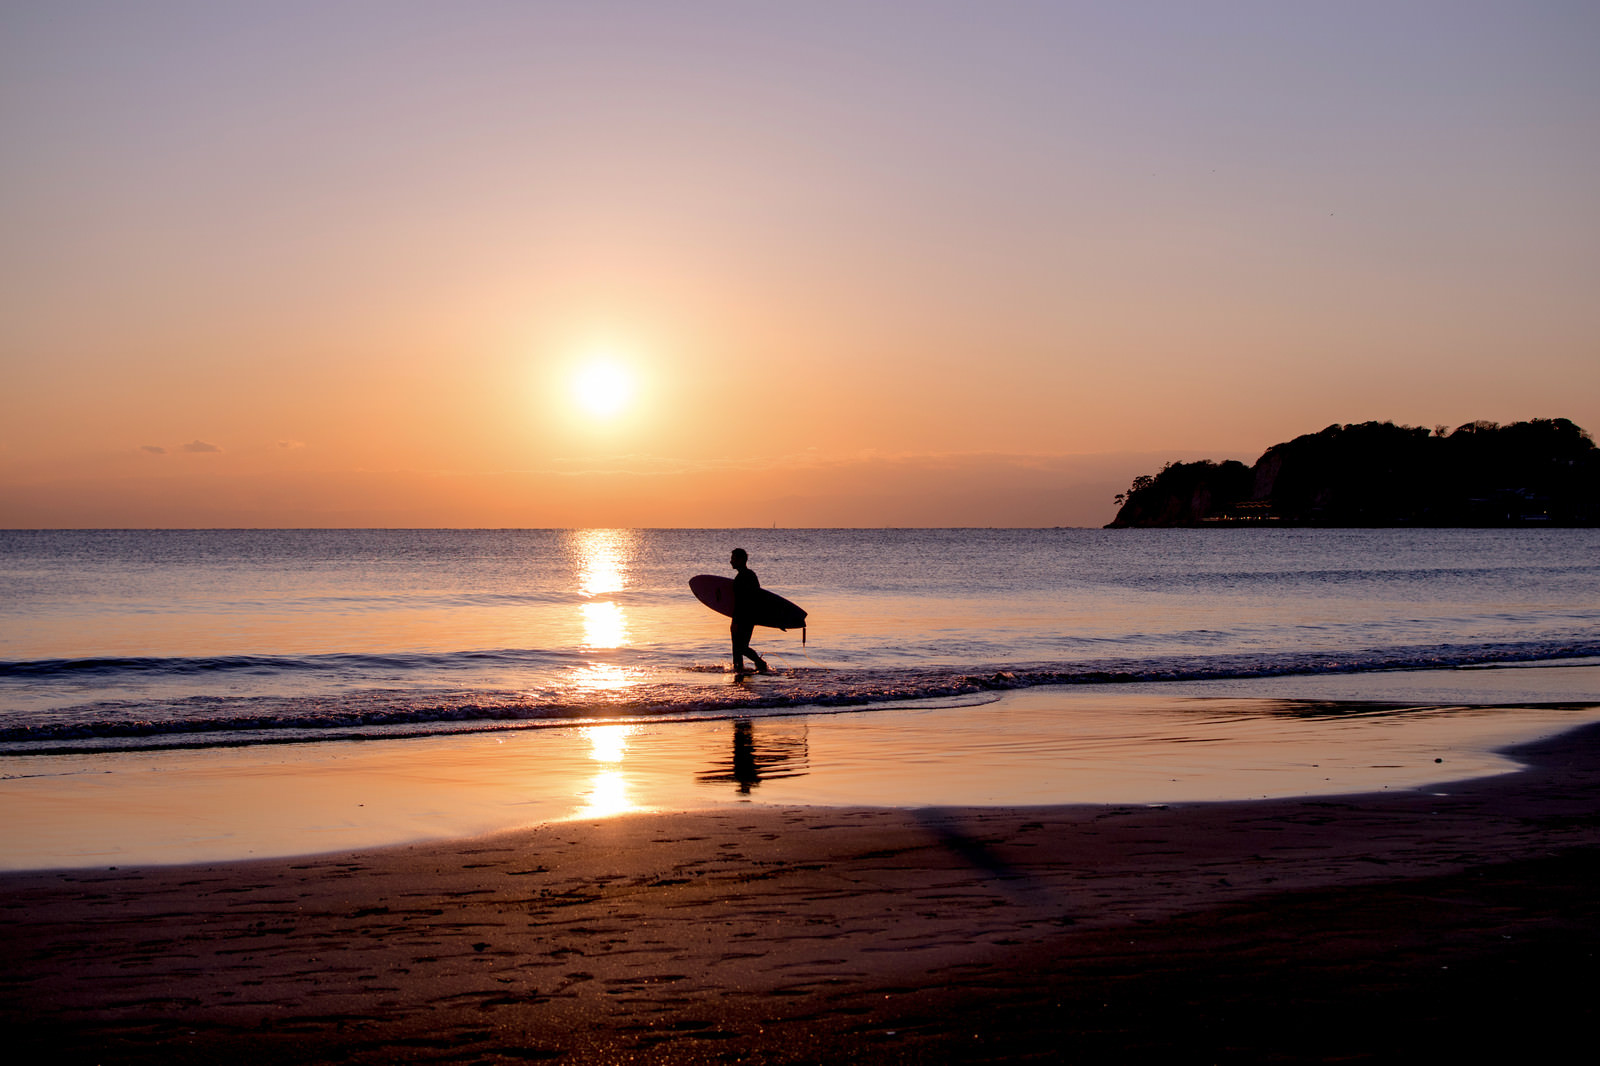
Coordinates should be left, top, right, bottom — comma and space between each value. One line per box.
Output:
4, 2, 1597, 527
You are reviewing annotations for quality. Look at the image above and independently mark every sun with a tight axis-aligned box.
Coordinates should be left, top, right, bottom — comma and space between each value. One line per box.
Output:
571, 359, 633, 419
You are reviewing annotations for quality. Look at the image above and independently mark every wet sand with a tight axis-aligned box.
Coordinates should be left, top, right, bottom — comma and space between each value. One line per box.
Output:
10, 680, 1600, 871
6, 720, 1600, 1063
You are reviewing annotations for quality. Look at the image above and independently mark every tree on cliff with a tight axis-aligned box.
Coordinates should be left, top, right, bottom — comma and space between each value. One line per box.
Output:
1107, 418, 1600, 527
1111, 460, 1253, 527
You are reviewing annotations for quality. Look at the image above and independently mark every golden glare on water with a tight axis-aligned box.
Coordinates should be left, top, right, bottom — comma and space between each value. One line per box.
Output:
569, 529, 636, 690
575, 661, 629, 693
572, 528, 632, 597
580, 601, 627, 649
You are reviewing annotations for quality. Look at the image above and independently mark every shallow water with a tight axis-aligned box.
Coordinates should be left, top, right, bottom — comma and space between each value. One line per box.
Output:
4, 529, 1599, 869
4, 662, 1597, 870
3, 528, 1597, 753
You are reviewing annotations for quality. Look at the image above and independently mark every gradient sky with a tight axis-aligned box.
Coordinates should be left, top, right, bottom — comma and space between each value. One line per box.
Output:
3, 1, 1596, 527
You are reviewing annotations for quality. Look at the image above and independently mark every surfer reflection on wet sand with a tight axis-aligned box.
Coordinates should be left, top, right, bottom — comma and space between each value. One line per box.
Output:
730, 548, 769, 678
696, 718, 809, 795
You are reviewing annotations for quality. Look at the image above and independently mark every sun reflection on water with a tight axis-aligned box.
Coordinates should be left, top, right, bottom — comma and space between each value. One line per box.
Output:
574, 661, 630, 694
563, 532, 645, 816
567, 530, 636, 690
571, 528, 635, 598
580, 601, 627, 649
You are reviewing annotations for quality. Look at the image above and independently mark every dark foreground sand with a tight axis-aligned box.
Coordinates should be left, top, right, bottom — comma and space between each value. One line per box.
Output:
6, 724, 1600, 1064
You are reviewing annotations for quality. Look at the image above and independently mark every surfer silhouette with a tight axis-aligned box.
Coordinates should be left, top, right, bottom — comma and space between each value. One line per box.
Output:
729, 548, 769, 676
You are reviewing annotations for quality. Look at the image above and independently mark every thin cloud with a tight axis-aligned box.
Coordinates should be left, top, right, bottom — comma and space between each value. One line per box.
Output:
140, 445, 167, 455
181, 439, 222, 453
545, 455, 752, 478
276, 440, 306, 449
536, 449, 1163, 480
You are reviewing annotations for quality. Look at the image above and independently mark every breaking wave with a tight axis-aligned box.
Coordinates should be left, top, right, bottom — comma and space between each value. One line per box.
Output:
5, 638, 1597, 755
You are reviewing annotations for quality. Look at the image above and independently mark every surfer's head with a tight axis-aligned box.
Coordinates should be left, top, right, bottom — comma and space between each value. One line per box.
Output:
730, 548, 748, 569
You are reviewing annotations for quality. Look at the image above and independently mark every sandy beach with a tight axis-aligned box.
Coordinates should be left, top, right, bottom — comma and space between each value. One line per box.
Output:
6, 709, 1600, 1063
9, 0, 1600, 1056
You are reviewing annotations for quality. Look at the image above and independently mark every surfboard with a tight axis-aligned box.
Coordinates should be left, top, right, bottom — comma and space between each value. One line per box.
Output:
689, 574, 808, 636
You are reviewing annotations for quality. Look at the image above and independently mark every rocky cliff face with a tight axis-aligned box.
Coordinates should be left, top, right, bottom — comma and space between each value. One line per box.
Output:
1107, 419, 1600, 527
1109, 460, 1252, 527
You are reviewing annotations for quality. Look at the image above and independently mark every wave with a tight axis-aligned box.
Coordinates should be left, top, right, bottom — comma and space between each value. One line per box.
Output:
0, 647, 581, 680
3, 639, 1598, 756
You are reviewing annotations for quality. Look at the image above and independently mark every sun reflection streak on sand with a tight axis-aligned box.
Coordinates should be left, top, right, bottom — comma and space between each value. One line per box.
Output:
571, 724, 644, 819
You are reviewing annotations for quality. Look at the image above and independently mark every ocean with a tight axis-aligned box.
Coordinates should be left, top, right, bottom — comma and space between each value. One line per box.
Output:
4, 527, 1598, 757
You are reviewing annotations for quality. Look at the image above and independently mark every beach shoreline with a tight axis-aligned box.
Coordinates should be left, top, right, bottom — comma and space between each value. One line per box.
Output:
6, 719, 1600, 1063
8, 665, 1600, 872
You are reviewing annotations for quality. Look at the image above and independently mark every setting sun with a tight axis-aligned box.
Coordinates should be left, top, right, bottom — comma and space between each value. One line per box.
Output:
571, 360, 633, 419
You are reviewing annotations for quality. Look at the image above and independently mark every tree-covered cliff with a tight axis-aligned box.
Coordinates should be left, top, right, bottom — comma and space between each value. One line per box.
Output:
1108, 419, 1600, 527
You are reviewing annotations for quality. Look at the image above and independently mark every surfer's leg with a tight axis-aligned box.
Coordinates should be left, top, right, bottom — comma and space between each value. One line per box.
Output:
731, 620, 754, 673
731, 621, 767, 674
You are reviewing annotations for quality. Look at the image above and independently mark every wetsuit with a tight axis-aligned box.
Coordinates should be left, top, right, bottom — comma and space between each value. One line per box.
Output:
731, 565, 766, 673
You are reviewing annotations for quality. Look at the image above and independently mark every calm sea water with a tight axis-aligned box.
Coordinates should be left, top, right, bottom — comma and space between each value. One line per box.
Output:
2, 528, 1598, 755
